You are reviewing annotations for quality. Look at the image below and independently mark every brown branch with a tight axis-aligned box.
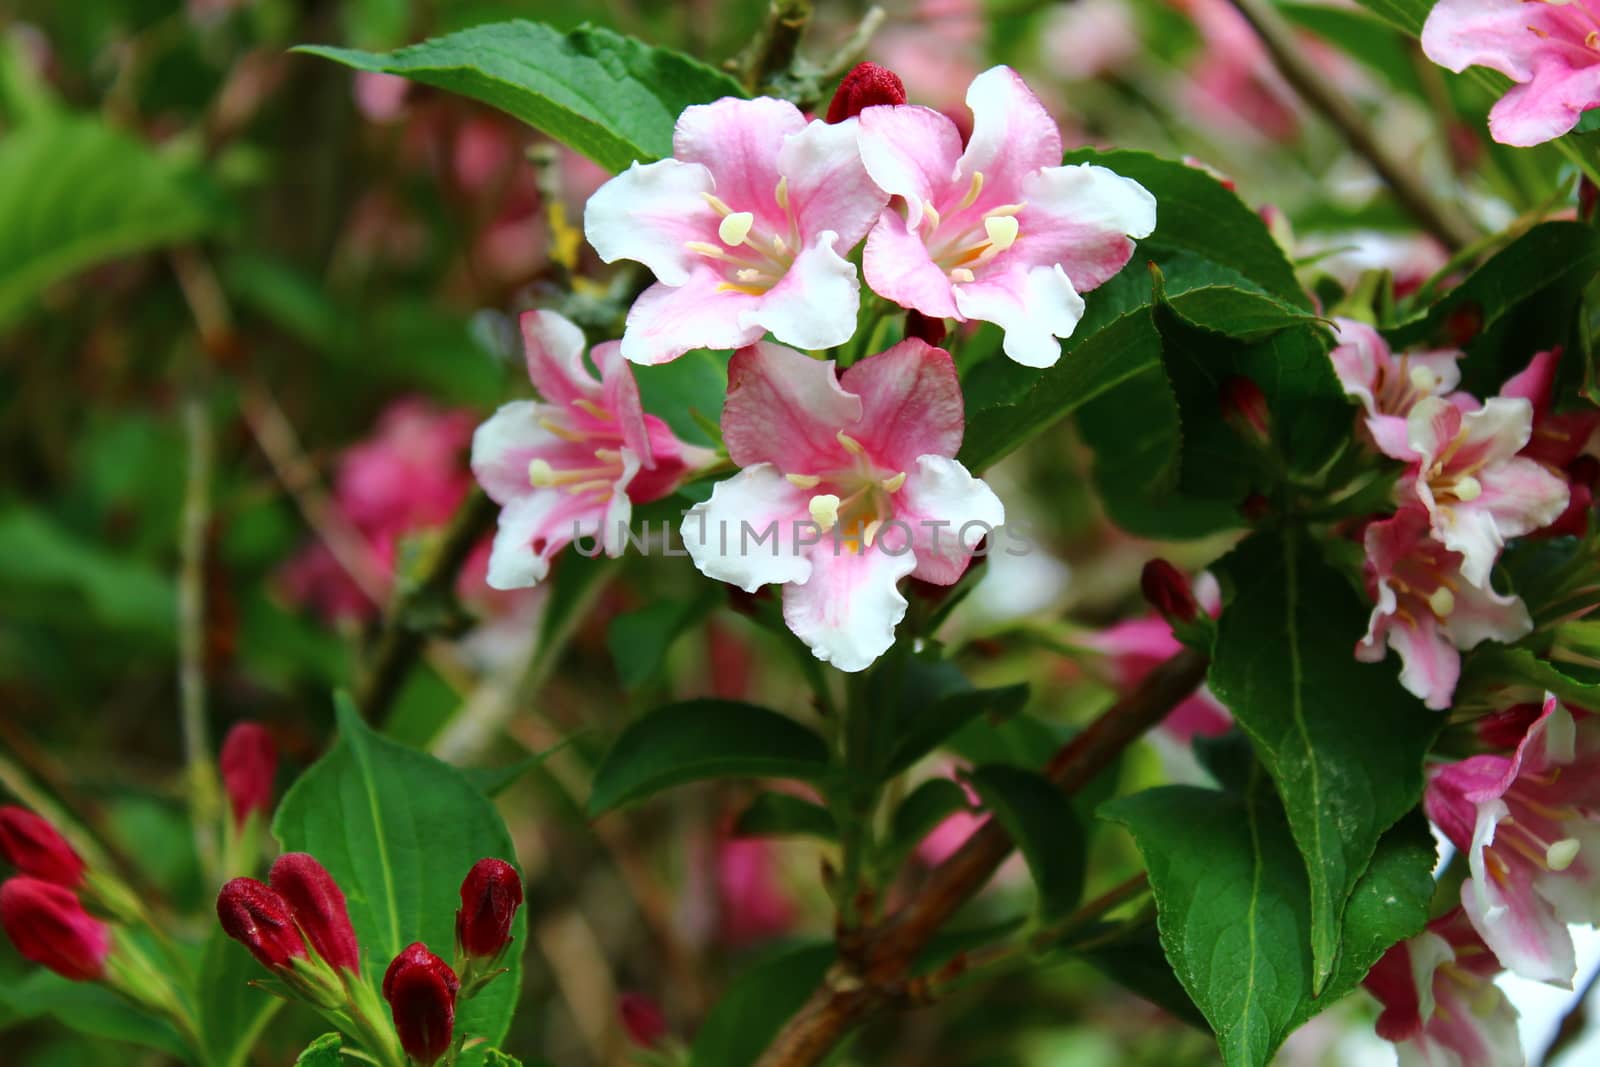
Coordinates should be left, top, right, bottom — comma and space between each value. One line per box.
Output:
753, 647, 1211, 1067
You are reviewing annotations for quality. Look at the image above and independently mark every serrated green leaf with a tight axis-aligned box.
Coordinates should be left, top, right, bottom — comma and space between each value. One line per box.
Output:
734, 791, 837, 840
967, 764, 1087, 922
272, 695, 524, 1065
1209, 530, 1439, 994
587, 700, 830, 816
0, 116, 222, 330
296, 21, 745, 173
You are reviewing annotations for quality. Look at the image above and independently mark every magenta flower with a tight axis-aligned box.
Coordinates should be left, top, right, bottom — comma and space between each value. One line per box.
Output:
1378, 395, 1569, 589
584, 98, 888, 365
1328, 317, 1464, 449
1356, 508, 1531, 710
1422, 0, 1600, 146
716, 834, 797, 946
472, 311, 699, 588
1363, 908, 1522, 1066
856, 66, 1156, 367
1426, 696, 1600, 984
681, 339, 1003, 671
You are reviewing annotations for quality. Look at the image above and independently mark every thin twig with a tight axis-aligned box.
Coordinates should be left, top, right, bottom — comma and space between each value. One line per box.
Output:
737, 0, 813, 93
1224, 0, 1479, 253
178, 388, 221, 884
753, 648, 1211, 1067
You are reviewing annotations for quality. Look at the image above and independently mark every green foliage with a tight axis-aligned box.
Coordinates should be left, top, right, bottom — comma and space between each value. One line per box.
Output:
606, 589, 720, 690
197, 931, 281, 1067
689, 943, 834, 1067
298, 21, 746, 173
734, 791, 838, 840
587, 700, 831, 815
272, 696, 525, 1064
881, 681, 1029, 777
294, 1033, 344, 1066
1345, 0, 1430, 35
0, 508, 175, 640
0, 970, 187, 1058
886, 777, 972, 863
966, 765, 1087, 922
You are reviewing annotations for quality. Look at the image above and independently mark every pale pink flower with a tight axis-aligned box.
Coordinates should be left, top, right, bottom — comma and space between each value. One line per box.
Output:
1426, 695, 1600, 984
717, 834, 798, 946
1356, 508, 1532, 710
353, 72, 410, 124
1178, 0, 1302, 141
1422, 0, 1600, 146
1302, 232, 1449, 300
471, 311, 698, 588
1328, 317, 1464, 449
872, 0, 986, 114
1363, 908, 1522, 1066
681, 339, 1004, 671
1378, 396, 1570, 588
583, 98, 888, 365
856, 66, 1156, 368
1038, 0, 1141, 82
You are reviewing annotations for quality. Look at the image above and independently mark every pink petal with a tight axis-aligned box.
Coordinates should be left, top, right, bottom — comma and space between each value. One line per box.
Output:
618, 271, 765, 366
471, 401, 573, 505
837, 339, 964, 470
782, 543, 917, 672
1386, 611, 1461, 710
674, 96, 803, 232
777, 117, 888, 248
1441, 577, 1533, 651
892, 455, 1005, 585
1014, 162, 1156, 292
1463, 801, 1578, 986
721, 342, 862, 471
862, 212, 961, 318
1476, 456, 1572, 539
743, 233, 863, 352
956, 66, 1063, 207
1421, 0, 1553, 80
520, 311, 601, 409
592, 340, 654, 467
584, 158, 718, 287
485, 490, 606, 589
1500, 349, 1559, 416
1488, 59, 1600, 147
953, 262, 1085, 367
681, 463, 814, 592
857, 104, 965, 231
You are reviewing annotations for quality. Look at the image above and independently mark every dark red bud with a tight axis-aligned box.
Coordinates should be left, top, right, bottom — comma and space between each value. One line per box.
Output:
383, 942, 459, 1066
217, 877, 308, 972
1140, 559, 1198, 625
1, 876, 110, 981
269, 853, 360, 972
618, 991, 669, 1049
905, 309, 948, 347
219, 722, 278, 829
1442, 302, 1483, 348
455, 858, 523, 959
0, 806, 85, 887
1220, 375, 1270, 444
1582, 177, 1598, 223
825, 62, 907, 123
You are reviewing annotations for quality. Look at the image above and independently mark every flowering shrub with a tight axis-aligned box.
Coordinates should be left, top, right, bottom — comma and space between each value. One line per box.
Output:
3, 2, 1600, 1067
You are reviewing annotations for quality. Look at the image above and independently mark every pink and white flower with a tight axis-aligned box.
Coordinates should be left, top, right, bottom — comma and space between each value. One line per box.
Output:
1328, 318, 1464, 448
1363, 908, 1522, 1066
583, 98, 888, 365
1379, 395, 1570, 588
472, 311, 698, 588
681, 339, 1004, 671
1356, 508, 1532, 710
1502, 348, 1600, 538
1422, 0, 1600, 146
856, 66, 1156, 368
1426, 695, 1600, 985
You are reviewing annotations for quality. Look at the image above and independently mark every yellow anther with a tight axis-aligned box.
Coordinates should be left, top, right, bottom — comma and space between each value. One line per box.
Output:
528, 458, 557, 487
809, 493, 841, 531
1410, 366, 1438, 392
1547, 838, 1581, 871
772, 235, 789, 256
685, 240, 726, 258
736, 268, 764, 282
786, 473, 822, 489
593, 448, 623, 461
1427, 586, 1456, 618
923, 201, 942, 231
573, 398, 615, 421
538, 417, 587, 443
702, 192, 734, 216
862, 519, 884, 547
1453, 475, 1483, 502
719, 212, 755, 247
881, 471, 907, 493
987, 202, 1025, 217
984, 215, 1020, 254
950, 267, 976, 283
958, 170, 985, 211
836, 431, 865, 455
774, 176, 790, 213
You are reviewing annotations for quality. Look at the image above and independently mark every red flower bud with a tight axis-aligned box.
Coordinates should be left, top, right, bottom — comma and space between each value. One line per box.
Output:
219, 722, 278, 828
1476, 703, 1545, 751
0, 877, 110, 981
1219, 375, 1270, 445
1140, 559, 1199, 625
825, 62, 907, 123
383, 942, 459, 1066
905, 309, 948, 347
455, 858, 523, 959
269, 853, 361, 973
618, 991, 668, 1049
217, 877, 308, 972
0, 806, 85, 887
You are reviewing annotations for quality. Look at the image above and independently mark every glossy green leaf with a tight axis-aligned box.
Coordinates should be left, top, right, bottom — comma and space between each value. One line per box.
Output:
689, 943, 834, 1067
967, 764, 1087, 922
272, 696, 524, 1065
887, 777, 972, 862
734, 791, 837, 840
197, 930, 281, 1067
1210, 529, 1438, 993
1346, 0, 1429, 35
0, 116, 221, 330
297, 21, 745, 173
606, 590, 719, 690
587, 700, 830, 816
1073, 922, 1208, 1030
882, 681, 1029, 777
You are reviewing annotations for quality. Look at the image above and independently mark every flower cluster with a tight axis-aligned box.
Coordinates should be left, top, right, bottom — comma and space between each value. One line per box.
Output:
474, 62, 1156, 671
1330, 321, 1588, 709
217, 853, 523, 1066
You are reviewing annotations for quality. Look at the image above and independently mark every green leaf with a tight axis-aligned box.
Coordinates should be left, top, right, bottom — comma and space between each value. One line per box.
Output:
1073, 923, 1208, 1030
0, 969, 187, 1057
0, 116, 222, 330
272, 695, 525, 1065
606, 590, 719, 690
482, 1052, 525, 1066
297, 21, 746, 173
734, 791, 838, 840
0, 508, 175, 639
689, 943, 834, 1067
587, 700, 830, 816
460, 736, 583, 797
882, 681, 1029, 777
1346, 0, 1429, 35
966, 765, 1087, 922
887, 777, 972, 861
198, 930, 282, 1067
295, 1033, 344, 1066
1102, 780, 1434, 1066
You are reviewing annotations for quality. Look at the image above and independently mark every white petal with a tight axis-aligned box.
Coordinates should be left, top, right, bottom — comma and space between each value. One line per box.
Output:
954, 263, 1085, 367
782, 546, 916, 672
742, 232, 862, 352
681, 464, 814, 592
584, 158, 717, 287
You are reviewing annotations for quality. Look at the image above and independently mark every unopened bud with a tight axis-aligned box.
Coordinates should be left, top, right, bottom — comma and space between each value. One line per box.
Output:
825, 62, 907, 123
217, 877, 308, 972
1140, 559, 1199, 625
0, 876, 110, 981
269, 853, 360, 973
383, 942, 459, 1066
455, 858, 523, 959
1220, 375, 1270, 445
618, 991, 669, 1049
905, 309, 948, 347
1442, 302, 1483, 348
219, 722, 277, 829
0, 807, 85, 887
